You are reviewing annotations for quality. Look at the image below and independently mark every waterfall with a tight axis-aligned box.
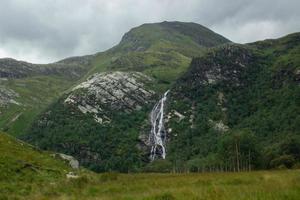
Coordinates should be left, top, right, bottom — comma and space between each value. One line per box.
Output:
149, 90, 169, 161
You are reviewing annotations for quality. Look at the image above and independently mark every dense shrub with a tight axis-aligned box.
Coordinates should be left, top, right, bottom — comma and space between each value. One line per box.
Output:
143, 160, 173, 173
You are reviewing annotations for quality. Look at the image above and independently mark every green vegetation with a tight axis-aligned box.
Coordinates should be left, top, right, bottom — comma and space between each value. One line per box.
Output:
0, 55, 93, 135
0, 132, 71, 199
2, 167, 300, 199
0, 76, 77, 136
166, 33, 300, 172
21, 98, 153, 172
1, 131, 300, 199
113, 21, 229, 56
88, 21, 230, 90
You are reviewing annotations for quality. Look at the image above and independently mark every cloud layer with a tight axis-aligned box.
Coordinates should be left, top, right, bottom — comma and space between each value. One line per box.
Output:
0, 0, 299, 63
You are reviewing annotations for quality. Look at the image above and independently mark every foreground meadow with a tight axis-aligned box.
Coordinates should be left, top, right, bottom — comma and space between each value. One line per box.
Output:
2, 170, 300, 200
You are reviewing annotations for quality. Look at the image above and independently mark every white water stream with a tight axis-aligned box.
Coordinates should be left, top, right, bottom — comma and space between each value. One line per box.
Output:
149, 90, 169, 161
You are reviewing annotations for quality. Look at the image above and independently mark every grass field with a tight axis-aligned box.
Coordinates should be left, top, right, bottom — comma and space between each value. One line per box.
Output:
2, 170, 300, 200
1, 132, 299, 199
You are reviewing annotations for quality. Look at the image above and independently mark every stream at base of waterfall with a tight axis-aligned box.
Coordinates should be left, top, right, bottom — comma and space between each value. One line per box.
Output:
149, 90, 169, 161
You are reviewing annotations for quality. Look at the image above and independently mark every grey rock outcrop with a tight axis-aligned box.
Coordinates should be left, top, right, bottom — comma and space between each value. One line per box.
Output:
65, 71, 155, 123
55, 153, 79, 169
0, 86, 20, 107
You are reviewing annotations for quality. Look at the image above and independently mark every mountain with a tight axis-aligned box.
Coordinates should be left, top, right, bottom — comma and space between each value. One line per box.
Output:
2, 21, 299, 173
8, 22, 229, 172
90, 21, 230, 89
113, 21, 229, 54
0, 21, 230, 136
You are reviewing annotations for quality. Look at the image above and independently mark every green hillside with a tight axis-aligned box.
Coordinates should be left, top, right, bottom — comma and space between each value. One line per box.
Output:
0, 76, 79, 135
112, 21, 229, 55
89, 21, 230, 90
166, 33, 300, 172
0, 56, 93, 136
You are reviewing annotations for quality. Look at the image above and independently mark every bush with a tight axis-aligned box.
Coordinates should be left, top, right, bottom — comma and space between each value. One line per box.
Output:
270, 155, 296, 169
292, 162, 300, 169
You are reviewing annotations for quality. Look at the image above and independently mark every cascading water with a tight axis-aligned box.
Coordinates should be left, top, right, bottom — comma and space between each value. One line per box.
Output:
149, 90, 169, 161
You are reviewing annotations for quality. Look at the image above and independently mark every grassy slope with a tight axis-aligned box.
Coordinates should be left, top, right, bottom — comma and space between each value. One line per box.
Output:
0, 76, 78, 136
1, 132, 299, 199
89, 22, 230, 92
0, 132, 72, 199
249, 32, 300, 71
0, 54, 94, 135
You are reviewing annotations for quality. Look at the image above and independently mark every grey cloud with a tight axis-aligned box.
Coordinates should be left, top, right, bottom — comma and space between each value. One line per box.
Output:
0, 0, 299, 63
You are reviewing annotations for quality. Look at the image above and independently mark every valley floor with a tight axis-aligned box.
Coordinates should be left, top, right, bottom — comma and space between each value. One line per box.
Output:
2, 170, 300, 200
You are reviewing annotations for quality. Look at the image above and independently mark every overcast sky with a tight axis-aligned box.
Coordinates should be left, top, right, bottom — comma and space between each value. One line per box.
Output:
0, 0, 299, 63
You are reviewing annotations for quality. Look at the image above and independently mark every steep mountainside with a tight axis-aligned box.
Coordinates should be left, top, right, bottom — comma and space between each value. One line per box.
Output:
166, 33, 300, 172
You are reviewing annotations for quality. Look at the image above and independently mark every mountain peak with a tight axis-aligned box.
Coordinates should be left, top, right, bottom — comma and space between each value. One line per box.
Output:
115, 21, 230, 54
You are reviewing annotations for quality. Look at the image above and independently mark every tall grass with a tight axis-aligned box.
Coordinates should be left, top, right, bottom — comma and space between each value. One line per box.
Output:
3, 170, 299, 200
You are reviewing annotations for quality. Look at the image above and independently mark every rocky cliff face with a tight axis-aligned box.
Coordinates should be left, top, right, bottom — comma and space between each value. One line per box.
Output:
65, 71, 155, 123
0, 85, 19, 108
167, 45, 256, 133
177, 45, 255, 90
